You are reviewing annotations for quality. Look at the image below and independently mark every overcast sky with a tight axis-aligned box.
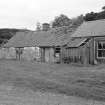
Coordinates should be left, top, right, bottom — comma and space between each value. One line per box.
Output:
0, 0, 104, 30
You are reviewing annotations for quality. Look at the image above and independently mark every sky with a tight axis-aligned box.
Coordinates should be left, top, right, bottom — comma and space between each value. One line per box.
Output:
0, 0, 104, 30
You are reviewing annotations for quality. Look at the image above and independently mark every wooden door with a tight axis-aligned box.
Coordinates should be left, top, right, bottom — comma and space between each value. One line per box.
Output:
49, 48, 54, 62
45, 48, 50, 62
45, 48, 54, 63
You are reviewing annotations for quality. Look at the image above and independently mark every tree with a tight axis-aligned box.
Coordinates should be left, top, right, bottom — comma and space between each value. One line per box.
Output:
95, 11, 105, 20
84, 6, 105, 21
52, 14, 72, 28
84, 12, 97, 21
102, 6, 105, 11
72, 15, 84, 26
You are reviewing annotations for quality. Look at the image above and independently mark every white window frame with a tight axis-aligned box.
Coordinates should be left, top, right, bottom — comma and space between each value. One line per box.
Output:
97, 41, 105, 59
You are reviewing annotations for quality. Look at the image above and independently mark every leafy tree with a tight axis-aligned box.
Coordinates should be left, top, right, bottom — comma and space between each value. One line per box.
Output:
95, 11, 105, 20
102, 6, 105, 11
72, 15, 84, 26
52, 14, 72, 28
84, 12, 97, 21
84, 6, 105, 21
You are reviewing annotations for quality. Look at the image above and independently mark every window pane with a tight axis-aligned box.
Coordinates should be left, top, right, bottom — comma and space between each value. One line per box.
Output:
98, 50, 103, 57
98, 42, 102, 49
56, 48, 60, 50
103, 50, 105, 57
103, 43, 105, 49
55, 47, 60, 53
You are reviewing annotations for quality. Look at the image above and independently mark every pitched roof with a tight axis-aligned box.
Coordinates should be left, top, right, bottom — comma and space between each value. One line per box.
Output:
4, 30, 72, 47
67, 38, 87, 48
71, 19, 105, 37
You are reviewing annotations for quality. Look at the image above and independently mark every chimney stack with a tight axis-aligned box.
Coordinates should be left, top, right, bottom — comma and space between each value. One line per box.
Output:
42, 23, 50, 31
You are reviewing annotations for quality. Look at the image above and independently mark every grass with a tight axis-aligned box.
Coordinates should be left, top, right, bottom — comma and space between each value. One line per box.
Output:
0, 59, 105, 102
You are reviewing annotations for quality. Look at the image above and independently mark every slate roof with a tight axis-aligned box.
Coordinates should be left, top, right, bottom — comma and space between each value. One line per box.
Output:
67, 38, 87, 48
71, 19, 105, 37
4, 30, 73, 47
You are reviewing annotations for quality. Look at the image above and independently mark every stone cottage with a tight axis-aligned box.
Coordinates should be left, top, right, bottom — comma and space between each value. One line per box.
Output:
1, 27, 72, 63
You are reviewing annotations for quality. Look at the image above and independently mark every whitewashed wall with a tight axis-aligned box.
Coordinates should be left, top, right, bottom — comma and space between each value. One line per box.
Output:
21, 47, 41, 61
0, 47, 56, 63
0, 47, 16, 59
0, 47, 41, 61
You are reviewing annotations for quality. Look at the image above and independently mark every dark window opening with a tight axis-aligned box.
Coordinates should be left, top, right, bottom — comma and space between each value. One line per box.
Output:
103, 43, 105, 49
55, 47, 61, 53
55, 47, 61, 57
98, 50, 103, 57
103, 50, 105, 57
98, 43, 102, 49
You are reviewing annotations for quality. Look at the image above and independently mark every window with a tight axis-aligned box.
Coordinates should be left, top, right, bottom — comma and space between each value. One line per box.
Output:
55, 47, 60, 53
97, 42, 105, 58
55, 47, 61, 57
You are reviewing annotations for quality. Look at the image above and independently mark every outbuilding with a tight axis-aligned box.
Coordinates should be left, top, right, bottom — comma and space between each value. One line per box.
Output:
1, 29, 71, 63
65, 19, 105, 64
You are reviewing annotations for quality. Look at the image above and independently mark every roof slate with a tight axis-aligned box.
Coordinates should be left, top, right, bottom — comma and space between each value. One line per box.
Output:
67, 38, 87, 47
4, 30, 72, 47
71, 19, 105, 37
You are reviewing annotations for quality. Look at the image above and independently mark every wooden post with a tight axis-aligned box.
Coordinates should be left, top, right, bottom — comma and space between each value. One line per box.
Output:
93, 38, 96, 65
19, 48, 21, 60
40, 47, 45, 62
15, 48, 19, 60
60, 47, 62, 63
